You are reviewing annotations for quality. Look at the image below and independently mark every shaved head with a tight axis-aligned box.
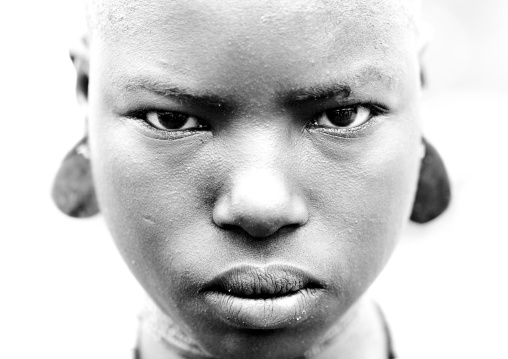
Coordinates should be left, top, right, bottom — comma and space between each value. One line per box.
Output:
84, 0, 422, 43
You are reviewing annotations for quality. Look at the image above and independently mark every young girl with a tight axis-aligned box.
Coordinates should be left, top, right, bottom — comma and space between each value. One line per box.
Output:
52, 0, 450, 357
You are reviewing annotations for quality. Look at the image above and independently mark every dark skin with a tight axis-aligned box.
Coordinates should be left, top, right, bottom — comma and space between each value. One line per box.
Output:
74, 0, 423, 357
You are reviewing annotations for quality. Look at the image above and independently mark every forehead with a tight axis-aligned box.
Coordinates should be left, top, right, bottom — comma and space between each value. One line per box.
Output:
87, 0, 418, 46
87, 0, 419, 99
88, 0, 416, 27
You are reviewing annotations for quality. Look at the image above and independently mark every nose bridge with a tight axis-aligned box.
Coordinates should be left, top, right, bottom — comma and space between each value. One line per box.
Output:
228, 122, 298, 196
225, 122, 295, 182
212, 128, 308, 238
234, 124, 287, 170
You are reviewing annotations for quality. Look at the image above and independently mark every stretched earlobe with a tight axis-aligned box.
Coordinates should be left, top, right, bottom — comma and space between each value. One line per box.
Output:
410, 138, 451, 224
51, 137, 99, 218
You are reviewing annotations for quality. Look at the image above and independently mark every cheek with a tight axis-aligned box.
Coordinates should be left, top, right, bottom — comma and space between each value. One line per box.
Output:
88, 116, 217, 315
305, 124, 421, 298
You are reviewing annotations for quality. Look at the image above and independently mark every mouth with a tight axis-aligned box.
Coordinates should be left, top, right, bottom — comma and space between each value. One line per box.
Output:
200, 264, 325, 329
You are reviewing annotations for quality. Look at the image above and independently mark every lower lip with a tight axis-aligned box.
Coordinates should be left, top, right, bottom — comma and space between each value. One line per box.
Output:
203, 288, 323, 330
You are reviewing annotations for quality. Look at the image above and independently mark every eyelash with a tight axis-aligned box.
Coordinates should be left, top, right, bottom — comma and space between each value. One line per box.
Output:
306, 103, 387, 137
128, 110, 209, 139
127, 103, 387, 139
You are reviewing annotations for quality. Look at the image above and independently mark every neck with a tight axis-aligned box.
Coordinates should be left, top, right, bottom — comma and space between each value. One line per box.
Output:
137, 296, 389, 359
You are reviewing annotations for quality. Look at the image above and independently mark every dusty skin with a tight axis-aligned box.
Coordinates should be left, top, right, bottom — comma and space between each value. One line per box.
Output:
74, 0, 423, 358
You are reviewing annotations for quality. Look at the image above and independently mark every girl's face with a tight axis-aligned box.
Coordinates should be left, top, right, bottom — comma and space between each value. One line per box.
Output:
86, 0, 422, 357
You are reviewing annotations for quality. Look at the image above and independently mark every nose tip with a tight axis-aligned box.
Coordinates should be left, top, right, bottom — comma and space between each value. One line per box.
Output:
212, 171, 308, 238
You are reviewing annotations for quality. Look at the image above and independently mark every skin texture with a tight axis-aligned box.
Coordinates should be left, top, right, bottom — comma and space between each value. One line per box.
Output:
76, 0, 423, 357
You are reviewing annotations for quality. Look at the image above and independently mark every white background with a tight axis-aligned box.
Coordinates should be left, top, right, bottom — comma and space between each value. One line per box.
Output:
0, 0, 507, 358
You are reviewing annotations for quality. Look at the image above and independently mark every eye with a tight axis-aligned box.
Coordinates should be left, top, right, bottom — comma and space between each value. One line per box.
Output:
315, 106, 372, 129
144, 111, 201, 131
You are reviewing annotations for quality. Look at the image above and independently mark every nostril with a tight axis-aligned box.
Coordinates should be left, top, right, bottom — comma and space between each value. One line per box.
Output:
235, 216, 289, 238
216, 215, 302, 238
249, 222, 306, 238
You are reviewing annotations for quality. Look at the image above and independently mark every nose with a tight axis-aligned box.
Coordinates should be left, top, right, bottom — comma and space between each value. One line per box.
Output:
212, 169, 308, 238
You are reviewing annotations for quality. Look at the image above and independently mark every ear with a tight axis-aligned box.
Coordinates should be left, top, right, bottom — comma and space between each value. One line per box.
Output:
51, 36, 99, 218
416, 22, 431, 90
69, 36, 90, 109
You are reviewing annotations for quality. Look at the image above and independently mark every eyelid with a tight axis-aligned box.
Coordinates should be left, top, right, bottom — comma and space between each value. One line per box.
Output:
306, 103, 388, 137
125, 109, 209, 140
133, 109, 205, 126
146, 111, 200, 131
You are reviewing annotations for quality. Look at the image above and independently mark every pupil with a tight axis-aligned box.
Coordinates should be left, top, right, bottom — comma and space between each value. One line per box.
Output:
327, 108, 357, 127
158, 112, 188, 129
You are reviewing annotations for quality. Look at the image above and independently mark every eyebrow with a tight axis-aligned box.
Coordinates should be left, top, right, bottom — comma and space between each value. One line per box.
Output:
120, 77, 233, 110
284, 66, 397, 105
284, 83, 351, 104
118, 66, 397, 109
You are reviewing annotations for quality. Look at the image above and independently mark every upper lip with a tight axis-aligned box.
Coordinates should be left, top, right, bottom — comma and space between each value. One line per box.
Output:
201, 264, 323, 298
